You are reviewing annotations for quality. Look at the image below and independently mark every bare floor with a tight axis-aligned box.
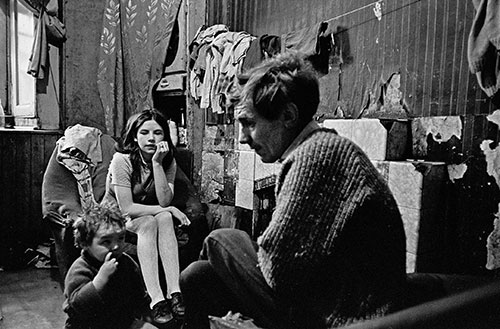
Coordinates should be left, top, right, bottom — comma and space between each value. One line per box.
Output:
0, 268, 66, 329
0, 267, 182, 329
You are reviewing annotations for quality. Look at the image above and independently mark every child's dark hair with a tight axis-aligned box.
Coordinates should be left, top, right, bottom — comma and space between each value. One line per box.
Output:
73, 204, 126, 248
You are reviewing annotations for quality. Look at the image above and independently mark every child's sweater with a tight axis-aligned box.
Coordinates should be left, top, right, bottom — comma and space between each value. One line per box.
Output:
64, 251, 150, 329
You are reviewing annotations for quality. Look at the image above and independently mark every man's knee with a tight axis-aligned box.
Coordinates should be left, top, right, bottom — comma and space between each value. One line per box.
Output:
201, 228, 255, 262
180, 260, 213, 292
205, 228, 249, 247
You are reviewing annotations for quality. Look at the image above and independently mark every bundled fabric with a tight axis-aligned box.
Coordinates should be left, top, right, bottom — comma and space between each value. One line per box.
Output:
189, 25, 255, 114
209, 311, 262, 329
189, 25, 230, 102
56, 125, 104, 213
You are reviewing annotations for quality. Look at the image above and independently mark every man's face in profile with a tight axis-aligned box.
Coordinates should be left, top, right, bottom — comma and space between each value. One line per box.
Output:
236, 105, 289, 163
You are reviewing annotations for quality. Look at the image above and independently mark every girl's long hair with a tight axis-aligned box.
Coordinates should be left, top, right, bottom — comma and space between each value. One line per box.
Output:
117, 108, 175, 185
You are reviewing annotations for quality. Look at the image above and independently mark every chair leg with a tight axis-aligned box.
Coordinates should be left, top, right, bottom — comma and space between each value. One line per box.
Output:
47, 221, 80, 288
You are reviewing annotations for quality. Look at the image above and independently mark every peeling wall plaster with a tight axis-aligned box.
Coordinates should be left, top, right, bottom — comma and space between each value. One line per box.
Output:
447, 163, 468, 183
480, 140, 500, 189
363, 73, 407, 119
486, 204, 500, 270
201, 151, 224, 203
422, 116, 462, 143
481, 110, 500, 192
412, 116, 462, 158
487, 110, 500, 128
483, 111, 500, 270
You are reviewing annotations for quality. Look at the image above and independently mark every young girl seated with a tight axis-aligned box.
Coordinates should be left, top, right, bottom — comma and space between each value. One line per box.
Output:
102, 108, 190, 324
63, 204, 155, 329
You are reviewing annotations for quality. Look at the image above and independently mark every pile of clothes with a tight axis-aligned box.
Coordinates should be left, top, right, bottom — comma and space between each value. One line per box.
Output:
188, 23, 332, 115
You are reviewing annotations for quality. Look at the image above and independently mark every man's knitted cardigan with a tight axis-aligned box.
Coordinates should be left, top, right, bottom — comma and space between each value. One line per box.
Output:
257, 128, 406, 328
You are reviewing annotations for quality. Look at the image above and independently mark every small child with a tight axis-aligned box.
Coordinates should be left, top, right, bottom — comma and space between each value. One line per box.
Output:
63, 204, 155, 329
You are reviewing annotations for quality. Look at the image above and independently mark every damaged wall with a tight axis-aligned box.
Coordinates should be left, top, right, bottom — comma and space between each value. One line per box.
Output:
200, 0, 500, 275
483, 112, 500, 270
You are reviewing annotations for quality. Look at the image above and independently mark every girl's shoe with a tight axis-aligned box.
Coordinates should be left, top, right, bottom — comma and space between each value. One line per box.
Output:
170, 292, 185, 319
152, 300, 174, 324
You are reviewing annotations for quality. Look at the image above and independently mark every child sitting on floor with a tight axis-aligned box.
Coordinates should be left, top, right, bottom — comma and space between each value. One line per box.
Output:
63, 204, 156, 329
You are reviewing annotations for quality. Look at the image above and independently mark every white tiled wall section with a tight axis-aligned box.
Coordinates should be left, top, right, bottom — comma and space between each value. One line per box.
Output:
323, 119, 388, 160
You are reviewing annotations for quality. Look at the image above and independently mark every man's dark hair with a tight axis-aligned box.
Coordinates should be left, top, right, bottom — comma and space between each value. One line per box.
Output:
238, 51, 320, 122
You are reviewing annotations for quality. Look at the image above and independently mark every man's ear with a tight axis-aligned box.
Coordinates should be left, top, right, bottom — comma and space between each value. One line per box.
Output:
282, 103, 299, 128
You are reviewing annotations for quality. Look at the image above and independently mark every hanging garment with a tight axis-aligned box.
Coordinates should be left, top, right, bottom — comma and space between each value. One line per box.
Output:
215, 33, 255, 113
189, 25, 230, 103
242, 34, 281, 72
28, 10, 48, 79
282, 21, 332, 73
27, 0, 65, 79
468, 0, 500, 97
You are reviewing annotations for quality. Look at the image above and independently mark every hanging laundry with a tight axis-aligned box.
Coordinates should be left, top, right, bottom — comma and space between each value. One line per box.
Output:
468, 0, 500, 97
28, 10, 48, 79
242, 34, 282, 72
213, 32, 255, 113
282, 21, 333, 74
189, 24, 230, 102
189, 25, 254, 114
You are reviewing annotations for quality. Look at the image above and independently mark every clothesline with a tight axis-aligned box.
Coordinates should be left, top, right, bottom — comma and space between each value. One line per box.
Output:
320, 0, 423, 34
325, 0, 422, 24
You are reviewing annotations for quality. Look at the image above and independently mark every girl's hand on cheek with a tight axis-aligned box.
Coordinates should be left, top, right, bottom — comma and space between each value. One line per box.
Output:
152, 141, 169, 164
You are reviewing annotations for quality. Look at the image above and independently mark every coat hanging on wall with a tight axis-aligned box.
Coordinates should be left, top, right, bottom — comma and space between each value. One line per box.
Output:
97, 0, 183, 137
27, 0, 66, 79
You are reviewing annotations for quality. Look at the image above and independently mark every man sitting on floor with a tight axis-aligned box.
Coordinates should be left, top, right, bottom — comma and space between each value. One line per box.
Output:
180, 51, 407, 329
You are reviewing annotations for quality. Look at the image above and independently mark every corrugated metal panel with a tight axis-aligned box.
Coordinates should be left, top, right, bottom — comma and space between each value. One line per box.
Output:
205, 0, 489, 119
203, 0, 500, 274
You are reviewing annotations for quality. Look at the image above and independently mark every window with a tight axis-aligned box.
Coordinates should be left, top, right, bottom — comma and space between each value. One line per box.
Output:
9, 0, 36, 119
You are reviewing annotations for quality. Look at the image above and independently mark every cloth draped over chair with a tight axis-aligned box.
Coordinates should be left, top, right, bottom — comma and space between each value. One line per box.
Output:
56, 125, 103, 213
97, 0, 182, 137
